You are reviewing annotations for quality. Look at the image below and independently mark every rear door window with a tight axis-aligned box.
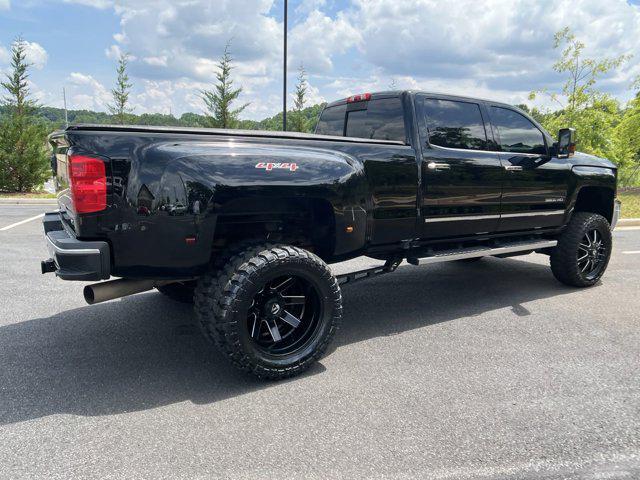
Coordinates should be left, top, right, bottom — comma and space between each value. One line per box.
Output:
345, 98, 405, 142
422, 98, 487, 150
315, 104, 347, 136
316, 97, 405, 142
489, 106, 546, 155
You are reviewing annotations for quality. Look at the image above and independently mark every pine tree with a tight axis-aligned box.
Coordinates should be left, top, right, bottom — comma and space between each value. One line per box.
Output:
201, 41, 248, 129
0, 37, 49, 192
290, 64, 309, 132
1, 37, 35, 117
108, 53, 133, 125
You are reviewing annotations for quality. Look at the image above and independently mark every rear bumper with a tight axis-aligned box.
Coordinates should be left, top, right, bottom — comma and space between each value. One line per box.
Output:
42, 212, 111, 281
611, 199, 621, 230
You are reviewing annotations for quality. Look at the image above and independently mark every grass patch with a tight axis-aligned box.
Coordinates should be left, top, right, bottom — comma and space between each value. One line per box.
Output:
0, 191, 56, 199
619, 191, 640, 219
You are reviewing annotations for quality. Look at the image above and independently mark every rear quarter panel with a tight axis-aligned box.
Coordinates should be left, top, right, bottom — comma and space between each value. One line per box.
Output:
61, 130, 417, 277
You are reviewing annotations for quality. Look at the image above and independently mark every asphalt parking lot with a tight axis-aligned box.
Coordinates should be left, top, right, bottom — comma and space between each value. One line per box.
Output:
1, 204, 639, 480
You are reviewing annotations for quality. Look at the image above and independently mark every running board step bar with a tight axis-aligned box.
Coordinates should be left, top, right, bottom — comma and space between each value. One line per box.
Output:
406, 240, 557, 266
337, 259, 402, 286
336, 239, 557, 287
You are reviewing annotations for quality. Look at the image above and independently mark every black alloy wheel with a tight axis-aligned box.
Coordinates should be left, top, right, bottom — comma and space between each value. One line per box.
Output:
247, 275, 323, 356
195, 244, 342, 380
576, 228, 608, 281
550, 211, 612, 287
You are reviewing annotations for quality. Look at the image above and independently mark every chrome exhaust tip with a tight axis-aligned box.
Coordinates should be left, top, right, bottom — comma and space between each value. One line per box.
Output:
83, 278, 164, 305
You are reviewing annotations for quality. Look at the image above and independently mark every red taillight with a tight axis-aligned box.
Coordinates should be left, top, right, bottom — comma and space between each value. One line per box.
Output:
346, 92, 371, 103
68, 154, 107, 213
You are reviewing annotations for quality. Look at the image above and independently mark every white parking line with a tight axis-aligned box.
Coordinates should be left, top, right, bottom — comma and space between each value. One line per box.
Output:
0, 213, 45, 231
623, 251, 640, 255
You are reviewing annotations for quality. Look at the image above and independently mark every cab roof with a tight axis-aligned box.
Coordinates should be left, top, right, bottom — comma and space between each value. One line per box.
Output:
325, 90, 517, 110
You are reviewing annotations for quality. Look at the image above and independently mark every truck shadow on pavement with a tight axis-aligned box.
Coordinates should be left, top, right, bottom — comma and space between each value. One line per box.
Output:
0, 257, 581, 426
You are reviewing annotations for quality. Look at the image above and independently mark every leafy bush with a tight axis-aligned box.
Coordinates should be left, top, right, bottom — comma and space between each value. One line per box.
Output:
0, 115, 50, 192
0, 38, 50, 193
529, 28, 640, 186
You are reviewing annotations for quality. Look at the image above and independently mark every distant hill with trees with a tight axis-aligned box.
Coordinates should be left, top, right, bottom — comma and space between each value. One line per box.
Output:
0, 102, 326, 133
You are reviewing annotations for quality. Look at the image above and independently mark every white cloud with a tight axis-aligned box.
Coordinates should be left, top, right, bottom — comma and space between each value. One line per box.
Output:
290, 79, 325, 107
31, 0, 640, 119
131, 79, 206, 115
68, 72, 101, 86
0, 0, 9, 11
295, 0, 326, 15
289, 9, 361, 73
95, 0, 285, 117
23, 41, 48, 69
0, 41, 48, 69
107, 0, 281, 79
125, 80, 172, 114
63, 0, 112, 9
345, 0, 640, 106
143, 56, 168, 67
67, 72, 111, 110
304, 81, 325, 106
27, 78, 48, 103
105, 44, 122, 60
0, 44, 9, 64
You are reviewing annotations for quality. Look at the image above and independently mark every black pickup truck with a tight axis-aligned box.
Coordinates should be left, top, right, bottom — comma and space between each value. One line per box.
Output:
42, 90, 621, 379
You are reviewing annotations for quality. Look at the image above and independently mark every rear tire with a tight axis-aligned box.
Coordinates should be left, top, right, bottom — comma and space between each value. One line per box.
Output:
550, 212, 612, 287
195, 244, 342, 380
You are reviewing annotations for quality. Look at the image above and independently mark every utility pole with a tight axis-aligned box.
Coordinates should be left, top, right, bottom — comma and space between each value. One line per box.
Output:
283, 0, 287, 131
62, 87, 69, 127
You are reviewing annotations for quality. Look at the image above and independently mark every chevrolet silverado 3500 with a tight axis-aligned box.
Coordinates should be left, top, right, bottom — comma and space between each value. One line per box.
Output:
41, 91, 621, 379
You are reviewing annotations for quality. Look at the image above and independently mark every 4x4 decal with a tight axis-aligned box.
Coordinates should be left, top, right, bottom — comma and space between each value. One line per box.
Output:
255, 162, 298, 172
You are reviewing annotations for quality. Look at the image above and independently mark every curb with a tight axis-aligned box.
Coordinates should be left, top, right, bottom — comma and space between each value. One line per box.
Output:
0, 198, 57, 205
619, 218, 640, 227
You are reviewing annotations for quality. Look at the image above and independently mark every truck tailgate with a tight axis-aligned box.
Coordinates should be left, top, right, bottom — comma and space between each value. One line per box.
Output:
50, 134, 74, 219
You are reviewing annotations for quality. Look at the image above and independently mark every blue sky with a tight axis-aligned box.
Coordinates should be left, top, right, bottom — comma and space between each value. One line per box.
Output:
1, 0, 639, 120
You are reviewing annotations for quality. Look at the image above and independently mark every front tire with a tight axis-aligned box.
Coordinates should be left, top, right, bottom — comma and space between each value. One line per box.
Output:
195, 245, 342, 380
550, 212, 612, 287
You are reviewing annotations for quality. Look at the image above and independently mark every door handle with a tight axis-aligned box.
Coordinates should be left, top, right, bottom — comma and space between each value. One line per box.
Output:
504, 165, 523, 171
427, 162, 450, 171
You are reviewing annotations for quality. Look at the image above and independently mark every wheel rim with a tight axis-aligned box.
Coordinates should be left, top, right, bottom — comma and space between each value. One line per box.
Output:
577, 228, 607, 280
247, 275, 323, 356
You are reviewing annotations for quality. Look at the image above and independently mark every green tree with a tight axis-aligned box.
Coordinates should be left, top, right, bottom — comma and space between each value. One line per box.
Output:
529, 27, 629, 157
201, 41, 248, 129
0, 38, 50, 192
515, 103, 545, 124
611, 92, 640, 185
108, 53, 133, 124
290, 64, 310, 132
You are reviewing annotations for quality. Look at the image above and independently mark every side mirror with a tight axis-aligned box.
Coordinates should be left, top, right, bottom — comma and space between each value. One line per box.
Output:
557, 128, 576, 158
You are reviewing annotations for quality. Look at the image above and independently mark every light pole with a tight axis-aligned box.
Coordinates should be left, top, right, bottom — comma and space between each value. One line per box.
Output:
63, 87, 69, 128
283, 0, 287, 131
